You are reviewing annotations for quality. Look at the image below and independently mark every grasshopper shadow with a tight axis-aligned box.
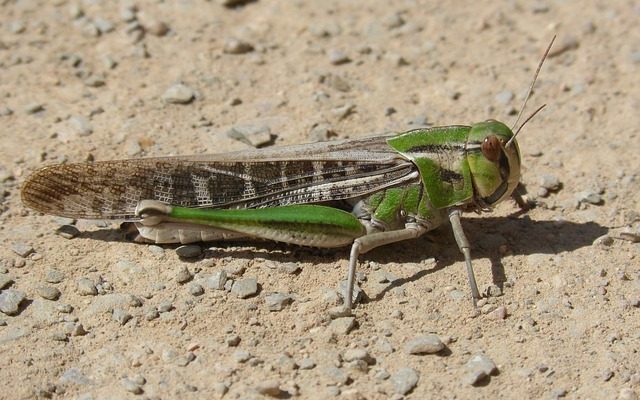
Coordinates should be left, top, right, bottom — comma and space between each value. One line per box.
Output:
80, 217, 606, 300
367, 216, 607, 303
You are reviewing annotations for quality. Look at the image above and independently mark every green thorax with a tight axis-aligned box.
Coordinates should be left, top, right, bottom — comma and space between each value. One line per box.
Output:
386, 126, 473, 209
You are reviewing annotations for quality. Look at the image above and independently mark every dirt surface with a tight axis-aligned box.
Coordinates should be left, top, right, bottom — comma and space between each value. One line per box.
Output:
1, 1, 639, 399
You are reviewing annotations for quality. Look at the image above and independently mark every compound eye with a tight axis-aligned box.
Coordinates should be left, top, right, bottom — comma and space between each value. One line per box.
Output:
481, 135, 501, 162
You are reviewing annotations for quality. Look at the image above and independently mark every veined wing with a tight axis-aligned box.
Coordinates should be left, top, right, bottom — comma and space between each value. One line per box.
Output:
21, 135, 420, 220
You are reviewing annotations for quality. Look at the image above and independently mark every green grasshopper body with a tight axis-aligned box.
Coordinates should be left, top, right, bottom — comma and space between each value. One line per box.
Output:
21, 120, 523, 308
21, 38, 554, 310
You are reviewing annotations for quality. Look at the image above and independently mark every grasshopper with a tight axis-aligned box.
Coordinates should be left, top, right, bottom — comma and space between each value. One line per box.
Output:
21, 37, 554, 310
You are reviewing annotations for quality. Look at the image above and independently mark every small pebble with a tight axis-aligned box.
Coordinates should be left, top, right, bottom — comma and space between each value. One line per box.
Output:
145, 307, 159, 321
207, 270, 228, 290
278, 262, 301, 274
56, 225, 80, 239
331, 103, 356, 120
329, 317, 356, 335
0, 289, 26, 315
265, 293, 292, 311
463, 353, 498, 385
56, 304, 73, 313
71, 323, 87, 336
338, 280, 363, 305
176, 244, 202, 258
324, 74, 351, 92
158, 302, 173, 313
225, 334, 241, 346
539, 174, 561, 191
404, 334, 445, 354
0, 275, 14, 290
37, 286, 61, 301
146, 20, 169, 36
298, 357, 316, 370
343, 349, 374, 365
112, 308, 132, 325
148, 245, 165, 256
175, 266, 193, 284
25, 103, 44, 114
488, 305, 507, 320
162, 83, 195, 104
324, 367, 349, 385
189, 283, 204, 296
328, 49, 351, 65
8, 20, 26, 34
233, 350, 251, 363
255, 380, 281, 397
93, 18, 114, 34
223, 38, 254, 54
231, 278, 258, 298
495, 90, 514, 105
121, 378, 143, 395
84, 74, 105, 88
77, 278, 97, 296
549, 36, 579, 57
391, 368, 419, 395
308, 124, 335, 142
220, 0, 254, 7
68, 115, 93, 136
619, 388, 639, 400
576, 191, 603, 205
228, 124, 273, 148
51, 332, 68, 342
11, 242, 34, 258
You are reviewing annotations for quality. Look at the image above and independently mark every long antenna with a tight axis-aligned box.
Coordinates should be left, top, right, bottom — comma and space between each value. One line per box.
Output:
510, 35, 556, 133
506, 103, 546, 147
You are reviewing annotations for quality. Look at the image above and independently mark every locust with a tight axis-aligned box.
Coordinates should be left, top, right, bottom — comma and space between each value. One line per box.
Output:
21, 37, 555, 311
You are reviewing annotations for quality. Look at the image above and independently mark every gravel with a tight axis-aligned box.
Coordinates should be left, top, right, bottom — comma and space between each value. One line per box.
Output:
121, 378, 143, 394
298, 357, 316, 370
189, 283, 204, 296
255, 380, 281, 397
223, 38, 254, 54
463, 353, 498, 385
391, 367, 419, 395
56, 225, 80, 239
324, 367, 349, 385
495, 90, 514, 105
37, 286, 61, 300
329, 317, 356, 335
233, 350, 251, 363
231, 278, 258, 298
227, 124, 273, 147
404, 334, 445, 354
576, 191, 603, 205
264, 292, 292, 311
77, 278, 97, 296
11, 242, 34, 258
162, 83, 195, 104
539, 174, 562, 191
176, 245, 202, 258
0, 275, 14, 290
0, 289, 26, 315
112, 308, 133, 325
175, 266, 193, 284
207, 270, 228, 290
327, 49, 351, 65
24, 103, 44, 114
343, 349, 375, 364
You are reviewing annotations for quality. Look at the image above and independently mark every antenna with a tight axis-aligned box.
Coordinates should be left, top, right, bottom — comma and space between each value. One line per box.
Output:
506, 103, 546, 147
510, 35, 556, 133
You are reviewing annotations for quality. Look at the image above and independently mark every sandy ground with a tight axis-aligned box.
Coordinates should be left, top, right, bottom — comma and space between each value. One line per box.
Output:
1, 1, 639, 399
